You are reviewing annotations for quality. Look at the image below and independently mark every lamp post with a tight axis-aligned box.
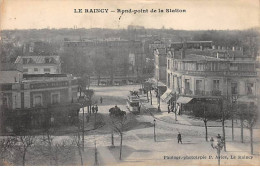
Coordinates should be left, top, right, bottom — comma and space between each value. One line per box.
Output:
210, 135, 224, 166
153, 119, 156, 142
157, 79, 161, 112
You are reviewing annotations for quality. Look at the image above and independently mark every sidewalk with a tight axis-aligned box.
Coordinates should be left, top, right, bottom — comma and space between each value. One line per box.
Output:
140, 92, 192, 126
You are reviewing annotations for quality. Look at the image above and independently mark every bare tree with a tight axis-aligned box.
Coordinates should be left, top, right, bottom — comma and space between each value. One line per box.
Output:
109, 106, 127, 160
240, 104, 258, 155
0, 136, 17, 165
71, 132, 84, 165
16, 135, 35, 166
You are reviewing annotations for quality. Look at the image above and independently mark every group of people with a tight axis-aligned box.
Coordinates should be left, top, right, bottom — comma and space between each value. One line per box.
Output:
90, 97, 104, 113
91, 105, 99, 114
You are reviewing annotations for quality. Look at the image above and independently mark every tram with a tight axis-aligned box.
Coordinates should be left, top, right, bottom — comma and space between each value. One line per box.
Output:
126, 95, 140, 113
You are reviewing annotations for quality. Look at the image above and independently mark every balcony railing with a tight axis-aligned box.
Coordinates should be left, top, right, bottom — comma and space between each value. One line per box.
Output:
182, 90, 222, 96
184, 89, 193, 95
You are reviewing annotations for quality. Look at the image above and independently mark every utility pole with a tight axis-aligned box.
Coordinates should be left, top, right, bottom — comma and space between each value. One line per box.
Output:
153, 119, 156, 142
157, 78, 160, 111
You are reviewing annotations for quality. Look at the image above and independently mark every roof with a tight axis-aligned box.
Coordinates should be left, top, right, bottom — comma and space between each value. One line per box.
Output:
177, 54, 225, 61
15, 55, 60, 64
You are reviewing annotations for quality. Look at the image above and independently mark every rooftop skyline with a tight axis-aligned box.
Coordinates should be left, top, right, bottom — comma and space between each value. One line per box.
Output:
0, 0, 259, 30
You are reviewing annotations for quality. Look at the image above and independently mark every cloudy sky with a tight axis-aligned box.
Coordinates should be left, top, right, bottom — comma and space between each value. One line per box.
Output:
0, 0, 259, 30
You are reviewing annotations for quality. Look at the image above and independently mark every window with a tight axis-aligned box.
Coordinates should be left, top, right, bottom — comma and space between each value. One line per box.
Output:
44, 68, 51, 72
167, 73, 170, 87
231, 83, 238, 95
213, 80, 220, 90
172, 75, 175, 89
45, 58, 51, 63
230, 63, 238, 71
197, 63, 204, 71
196, 80, 203, 91
23, 68, 28, 72
184, 79, 190, 94
246, 83, 254, 95
33, 95, 42, 107
34, 68, 38, 72
51, 93, 60, 104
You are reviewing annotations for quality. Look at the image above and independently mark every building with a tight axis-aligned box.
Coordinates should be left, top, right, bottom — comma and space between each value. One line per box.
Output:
154, 48, 167, 83
15, 55, 61, 74
161, 42, 258, 115
0, 67, 80, 134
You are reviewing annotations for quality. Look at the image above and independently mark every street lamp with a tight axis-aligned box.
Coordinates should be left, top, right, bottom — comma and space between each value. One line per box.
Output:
157, 79, 161, 112
153, 119, 156, 142
210, 135, 224, 166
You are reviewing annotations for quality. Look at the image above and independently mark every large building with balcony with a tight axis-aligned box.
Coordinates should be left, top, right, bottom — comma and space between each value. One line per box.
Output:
0, 69, 80, 134
162, 43, 258, 115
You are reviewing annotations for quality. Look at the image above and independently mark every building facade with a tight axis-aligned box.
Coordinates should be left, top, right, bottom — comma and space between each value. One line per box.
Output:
162, 42, 258, 115
0, 72, 80, 134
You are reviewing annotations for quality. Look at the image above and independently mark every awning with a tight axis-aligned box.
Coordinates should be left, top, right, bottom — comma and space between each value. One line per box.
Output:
177, 97, 193, 104
161, 89, 172, 101
164, 92, 175, 103
161, 89, 176, 102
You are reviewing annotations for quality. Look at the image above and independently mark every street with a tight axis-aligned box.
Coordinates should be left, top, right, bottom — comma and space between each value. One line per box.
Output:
78, 84, 260, 166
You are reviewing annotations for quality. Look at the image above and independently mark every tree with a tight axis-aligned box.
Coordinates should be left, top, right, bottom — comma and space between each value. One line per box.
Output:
0, 136, 17, 165
16, 135, 35, 166
108, 106, 127, 160
237, 104, 247, 143
71, 131, 84, 165
239, 104, 258, 155
192, 101, 223, 142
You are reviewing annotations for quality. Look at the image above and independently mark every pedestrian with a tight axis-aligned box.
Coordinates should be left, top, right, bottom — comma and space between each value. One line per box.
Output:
177, 132, 182, 144
100, 97, 103, 104
216, 133, 221, 143
95, 105, 98, 113
168, 104, 170, 114
92, 106, 95, 114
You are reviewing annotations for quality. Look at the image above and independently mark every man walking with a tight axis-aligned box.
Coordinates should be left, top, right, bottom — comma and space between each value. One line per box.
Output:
92, 106, 95, 114
177, 132, 182, 144
100, 97, 103, 104
168, 104, 170, 114
95, 105, 98, 113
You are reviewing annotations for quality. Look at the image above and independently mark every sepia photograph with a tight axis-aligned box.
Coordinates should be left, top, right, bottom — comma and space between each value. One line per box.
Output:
0, 0, 260, 166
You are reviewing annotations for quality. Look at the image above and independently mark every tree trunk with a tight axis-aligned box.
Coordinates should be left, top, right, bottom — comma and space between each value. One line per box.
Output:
250, 126, 253, 155
119, 134, 123, 160
204, 120, 208, 142
78, 146, 83, 166
231, 114, 234, 141
22, 150, 26, 166
147, 91, 149, 102
240, 116, 244, 143
97, 73, 100, 86
111, 132, 114, 147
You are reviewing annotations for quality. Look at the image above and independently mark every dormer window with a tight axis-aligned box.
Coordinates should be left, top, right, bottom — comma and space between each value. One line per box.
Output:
45, 58, 51, 63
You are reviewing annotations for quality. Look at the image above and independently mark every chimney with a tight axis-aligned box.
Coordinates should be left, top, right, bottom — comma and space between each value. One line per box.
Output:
217, 52, 219, 59
212, 45, 216, 49
200, 45, 203, 51
232, 46, 235, 51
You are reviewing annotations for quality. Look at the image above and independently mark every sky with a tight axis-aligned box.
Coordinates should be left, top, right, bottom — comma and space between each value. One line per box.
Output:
0, 0, 259, 30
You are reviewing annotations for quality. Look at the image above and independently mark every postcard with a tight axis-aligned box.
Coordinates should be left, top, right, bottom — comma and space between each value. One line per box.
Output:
0, 0, 259, 166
